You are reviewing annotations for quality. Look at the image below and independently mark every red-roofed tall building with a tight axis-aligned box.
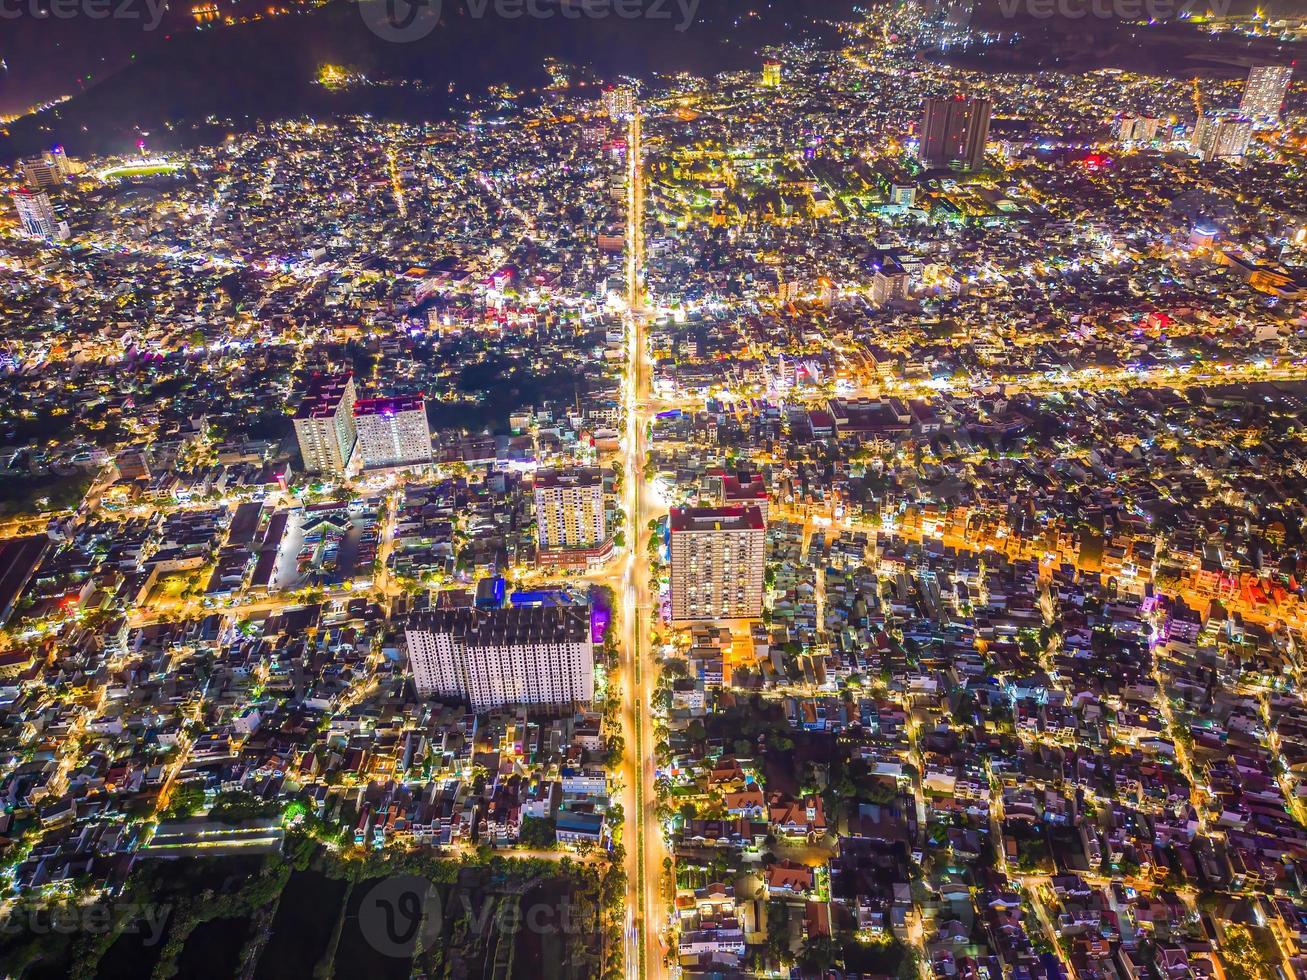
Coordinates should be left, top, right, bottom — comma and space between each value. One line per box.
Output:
669, 506, 765, 622
293, 374, 357, 475
721, 471, 769, 525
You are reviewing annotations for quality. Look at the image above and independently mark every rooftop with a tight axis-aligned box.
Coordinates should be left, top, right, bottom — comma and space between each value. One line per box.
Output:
534, 467, 604, 490
354, 395, 426, 418
669, 506, 765, 533
294, 374, 353, 421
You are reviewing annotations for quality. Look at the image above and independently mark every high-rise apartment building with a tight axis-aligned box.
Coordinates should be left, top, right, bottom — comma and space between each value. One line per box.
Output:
406, 605, 594, 711
20, 148, 79, 190
720, 471, 769, 525
602, 85, 636, 120
21, 157, 60, 190
353, 395, 431, 469
919, 96, 991, 171
534, 468, 607, 550
919, 97, 954, 168
1191, 113, 1252, 163
292, 374, 357, 475
1116, 114, 1160, 143
1240, 65, 1292, 124
12, 189, 67, 241
870, 252, 910, 307
669, 506, 766, 623
959, 97, 992, 172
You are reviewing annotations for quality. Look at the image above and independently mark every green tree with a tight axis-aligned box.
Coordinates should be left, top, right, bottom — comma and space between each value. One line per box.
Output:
766, 900, 791, 961
161, 783, 206, 820
518, 816, 557, 849
208, 790, 282, 824
798, 935, 840, 974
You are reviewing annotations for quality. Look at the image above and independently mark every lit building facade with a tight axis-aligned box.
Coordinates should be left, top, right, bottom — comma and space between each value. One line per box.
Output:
1240, 65, 1292, 123
1191, 114, 1252, 163
669, 506, 766, 622
20, 148, 78, 190
292, 374, 357, 475
919, 96, 991, 171
353, 395, 431, 469
534, 468, 607, 551
406, 605, 595, 711
602, 86, 636, 120
12, 189, 66, 240
1116, 114, 1160, 143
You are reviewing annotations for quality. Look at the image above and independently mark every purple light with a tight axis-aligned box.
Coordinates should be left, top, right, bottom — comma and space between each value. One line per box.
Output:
590, 605, 610, 645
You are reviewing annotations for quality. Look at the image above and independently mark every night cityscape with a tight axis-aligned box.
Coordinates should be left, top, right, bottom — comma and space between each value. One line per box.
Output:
1, 2, 1307, 978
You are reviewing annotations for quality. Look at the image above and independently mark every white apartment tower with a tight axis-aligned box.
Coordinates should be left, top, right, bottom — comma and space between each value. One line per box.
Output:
534, 468, 606, 550
11, 190, 67, 241
353, 395, 431, 469
669, 506, 766, 623
602, 85, 636, 120
406, 605, 595, 711
20, 148, 78, 190
293, 374, 357, 475
1191, 114, 1252, 164
1116, 114, 1160, 143
1240, 65, 1292, 124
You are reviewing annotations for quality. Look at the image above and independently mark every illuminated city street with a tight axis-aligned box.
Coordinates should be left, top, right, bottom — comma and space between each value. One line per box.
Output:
1, 4, 1307, 979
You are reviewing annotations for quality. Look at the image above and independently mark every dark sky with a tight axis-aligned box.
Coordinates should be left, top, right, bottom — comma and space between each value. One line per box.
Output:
1, 6, 201, 116
3, 0, 1299, 118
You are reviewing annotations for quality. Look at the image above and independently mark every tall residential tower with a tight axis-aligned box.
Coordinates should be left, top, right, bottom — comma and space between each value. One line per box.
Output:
11, 189, 67, 241
669, 506, 766, 622
406, 605, 595, 711
1240, 65, 1293, 124
1191, 114, 1252, 163
534, 468, 607, 551
292, 374, 357, 475
919, 96, 991, 171
353, 395, 432, 469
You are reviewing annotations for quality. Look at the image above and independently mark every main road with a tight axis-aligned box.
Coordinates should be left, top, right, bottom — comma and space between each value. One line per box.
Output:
617, 106, 670, 980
